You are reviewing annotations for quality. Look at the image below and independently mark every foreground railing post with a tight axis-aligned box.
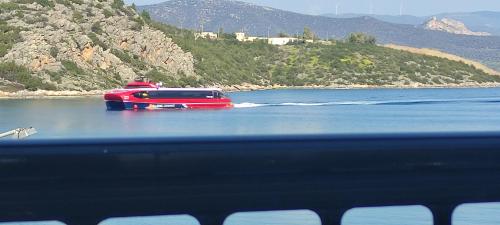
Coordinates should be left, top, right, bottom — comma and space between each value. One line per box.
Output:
63, 217, 102, 225
430, 205, 454, 225
195, 214, 227, 225
317, 210, 345, 225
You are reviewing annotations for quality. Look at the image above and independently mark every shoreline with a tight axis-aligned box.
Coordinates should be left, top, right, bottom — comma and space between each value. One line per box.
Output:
1, 83, 500, 99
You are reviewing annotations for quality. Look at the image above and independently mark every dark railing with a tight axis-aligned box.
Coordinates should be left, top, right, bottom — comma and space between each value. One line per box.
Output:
1, 133, 500, 225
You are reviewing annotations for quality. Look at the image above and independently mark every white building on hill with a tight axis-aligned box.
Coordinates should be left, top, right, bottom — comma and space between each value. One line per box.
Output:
268, 37, 298, 45
195, 32, 218, 40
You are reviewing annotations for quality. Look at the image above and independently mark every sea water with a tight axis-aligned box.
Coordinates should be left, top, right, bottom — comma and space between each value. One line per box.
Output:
2, 88, 500, 139
1, 88, 500, 224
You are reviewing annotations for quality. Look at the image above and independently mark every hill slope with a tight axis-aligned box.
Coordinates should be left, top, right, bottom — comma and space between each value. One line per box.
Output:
0, 0, 195, 91
322, 11, 500, 36
138, 0, 500, 70
148, 23, 500, 88
1, 0, 499, 93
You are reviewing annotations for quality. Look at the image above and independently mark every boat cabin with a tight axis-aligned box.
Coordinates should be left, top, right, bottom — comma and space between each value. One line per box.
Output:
132, 90, 227, 99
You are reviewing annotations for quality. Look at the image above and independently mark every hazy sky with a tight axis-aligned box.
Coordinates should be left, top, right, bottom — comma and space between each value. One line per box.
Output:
127, 0, 500, 16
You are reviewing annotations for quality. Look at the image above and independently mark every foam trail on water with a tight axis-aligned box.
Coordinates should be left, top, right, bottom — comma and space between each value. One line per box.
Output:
234, 102, 268, 108
234, 101, 375, 108
233, 97, 500, 108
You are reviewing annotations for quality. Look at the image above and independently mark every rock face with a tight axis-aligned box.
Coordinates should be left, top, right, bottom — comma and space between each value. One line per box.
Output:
423, 17, 491, 36
0, 0, 196, 91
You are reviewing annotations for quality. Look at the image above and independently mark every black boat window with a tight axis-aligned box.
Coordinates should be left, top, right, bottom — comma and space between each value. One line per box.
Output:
133, 92, 149, 99
147, 91, 214, 99
125, 85, 153, 89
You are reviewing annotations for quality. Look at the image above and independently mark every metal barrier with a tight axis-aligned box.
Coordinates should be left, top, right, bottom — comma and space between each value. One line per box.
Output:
1, 132, 500, 225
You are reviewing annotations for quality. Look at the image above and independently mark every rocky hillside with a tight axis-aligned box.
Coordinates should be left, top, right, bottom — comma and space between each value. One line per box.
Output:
422, 17, 490, 36
0, 0, 195, 92
139, 0, 500, 71
1, 0, 500, 93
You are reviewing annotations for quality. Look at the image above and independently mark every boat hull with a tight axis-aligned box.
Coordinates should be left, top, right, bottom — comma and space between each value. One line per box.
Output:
106, 101, 232, 110
104, 88, 233, 110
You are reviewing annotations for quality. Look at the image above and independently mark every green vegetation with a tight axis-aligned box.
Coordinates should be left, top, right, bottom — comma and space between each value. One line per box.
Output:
72, 11, 83, 23
87, 32, 108, 50
130, 16, 144, 31
0, 21, 22, 57
2, 2, 497, 92
149, 22, 279, 86
54, 0, 72, 8
68, 0, 83, 5
111, 0, 124, 10
148, 21, 500, 87
303, 27, 315, 40
110, 49, 147, 71
15, 0, 55, 8
61, 60, 85, 76
0, 2, 27, 11
103, 8, 113, 18
91, 22, 103, 34
347, 33, 377, 45
0, 62, 56, 90
144, 68, 200, 87
49, 46, 58, 58
140, 10, 151, 22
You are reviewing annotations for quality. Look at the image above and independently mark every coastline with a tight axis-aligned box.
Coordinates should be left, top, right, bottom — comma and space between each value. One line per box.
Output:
1, 83, 500, 99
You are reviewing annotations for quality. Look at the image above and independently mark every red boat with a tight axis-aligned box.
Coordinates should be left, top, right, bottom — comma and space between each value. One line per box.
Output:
104, 79, 233, 110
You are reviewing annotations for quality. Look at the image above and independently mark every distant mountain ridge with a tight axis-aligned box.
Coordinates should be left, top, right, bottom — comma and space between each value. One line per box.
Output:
322, 11, 500, 36
422, 17, 491, 36
138, 0, 500, 70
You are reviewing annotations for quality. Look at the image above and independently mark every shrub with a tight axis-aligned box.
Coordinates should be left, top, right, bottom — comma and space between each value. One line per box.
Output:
47, 70, 63, 83
346, 33, 377, 45
87, 32, 108, 50
54, 0, 72, 7
111, 48, 147, 70
103, 9, 113, 18
35, 0, 55, 8
91, 22, 103, 34
130, 17, 144, 31
61, 60, 84, 76
145, 68, 178, 86
15, 10, 24, 18
111, 0, 123, 9
49, 47, 58, 58
69, 0, 83, 5
72, 11, 83, 23
0, 22, 22, 57
0, 62, 57, 91
140, 10, 151, 22
0, 2, 24, 11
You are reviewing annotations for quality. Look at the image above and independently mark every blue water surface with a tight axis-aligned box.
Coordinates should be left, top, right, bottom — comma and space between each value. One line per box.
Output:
2, 88, 500, 139
1, 88, 500, 225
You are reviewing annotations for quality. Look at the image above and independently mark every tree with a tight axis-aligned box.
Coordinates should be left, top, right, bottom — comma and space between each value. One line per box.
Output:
303, 27, 315, 40
218, 27, 224, 39
140, 10, 151, 22
131, 3, 137, 11
346, 33, 377, 45
278, 32, 289, 37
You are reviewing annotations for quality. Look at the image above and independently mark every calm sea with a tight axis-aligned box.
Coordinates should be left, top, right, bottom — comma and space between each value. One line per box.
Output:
2, 88, 500, 139
1, 88, 500, 224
